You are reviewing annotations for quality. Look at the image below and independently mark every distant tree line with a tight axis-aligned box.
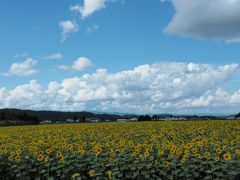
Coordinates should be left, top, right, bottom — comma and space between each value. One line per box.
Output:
0, 108, 239, 126
0, 109, 139, 125
0, 109, 39, 126
137, 114, 234, 121
138, 115, 152, 121
235, 113, 240, 119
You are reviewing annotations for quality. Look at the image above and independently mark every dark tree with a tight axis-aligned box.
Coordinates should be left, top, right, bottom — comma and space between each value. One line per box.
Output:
235, 112, 240, 119
152, 114, 159, 121
138, 115, 145, 121
138, 115, 152, 121
81, 116, 86, 122
145, 115, 152, 121
73, 115, 78, 121
0, 112, 6, 120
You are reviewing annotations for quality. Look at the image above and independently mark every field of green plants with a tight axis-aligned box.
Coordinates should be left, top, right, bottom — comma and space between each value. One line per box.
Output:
0, 121, 240, 179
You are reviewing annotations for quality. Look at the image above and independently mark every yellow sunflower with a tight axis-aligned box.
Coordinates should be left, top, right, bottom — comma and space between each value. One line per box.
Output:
107, 171, 112, 180
56, 151, 62, 158
223, 153, 231, 161
89, 170, 95, 177
144, 150, 150, 157
71, 173, 80, 178
204, 151, 211, 158
235, 149, 240, 157
37, 155, 44, 161
15, 155, 21, 161
163, 160, 169, 168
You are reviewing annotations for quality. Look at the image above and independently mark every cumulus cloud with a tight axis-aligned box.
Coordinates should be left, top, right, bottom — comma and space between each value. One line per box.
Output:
59, 20, 79, 42
44, 53, 63, 60
14, 52, 28, 59
86, 24, 99, 34
70, 0, 115, 19
58, 65, 70, 71
59, 57, 93, 71
0, 62, 240, 114
165, 0, 240, 42
2, 58, 38, 77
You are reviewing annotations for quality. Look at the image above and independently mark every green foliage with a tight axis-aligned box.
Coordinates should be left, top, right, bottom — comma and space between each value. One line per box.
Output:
0, 121, 240, 179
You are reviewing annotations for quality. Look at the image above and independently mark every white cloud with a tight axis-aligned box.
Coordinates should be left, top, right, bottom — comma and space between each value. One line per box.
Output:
14, 52, 28, 59
0, 62, 240, 114
3, 58, 38, 77
59, 57, 93, 71
59, 20, 79, 42
3, 80, 46, 109
70, 0, 115, 19
86, 24, 99, 34
165, 0, 240, 42
44, 53, 63, 60
72, 57, 93, 71
58, 65, 70, 71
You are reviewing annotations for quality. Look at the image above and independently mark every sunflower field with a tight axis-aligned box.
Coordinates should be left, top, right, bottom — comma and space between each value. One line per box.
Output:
0, 120, 240, 180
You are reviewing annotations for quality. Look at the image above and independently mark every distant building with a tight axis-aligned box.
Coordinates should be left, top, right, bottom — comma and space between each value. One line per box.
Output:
86, 118, 99, 123
225, 116, 236, 120
40, 120, 52, 124
75, 119, 81, 123
129, 118, 138, 121
116, 119, 129, 122
157, 117, 186, 121
174, 117, 187, 121
55, 121, 64, 124
65, 119, 75, 123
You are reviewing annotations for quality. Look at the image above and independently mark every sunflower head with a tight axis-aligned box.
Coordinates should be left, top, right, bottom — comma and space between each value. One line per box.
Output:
223, 153, 231, 161
89, 170, 95, 177
163, 160, 169, 168
204, 151, 211, 158
37, 155, 44, 161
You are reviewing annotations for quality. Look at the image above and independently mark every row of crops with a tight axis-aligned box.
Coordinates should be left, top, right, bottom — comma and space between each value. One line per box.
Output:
0, 121, 240, 179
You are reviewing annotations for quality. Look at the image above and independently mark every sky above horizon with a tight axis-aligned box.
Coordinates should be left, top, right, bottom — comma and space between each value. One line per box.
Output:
1, 0, 240, 114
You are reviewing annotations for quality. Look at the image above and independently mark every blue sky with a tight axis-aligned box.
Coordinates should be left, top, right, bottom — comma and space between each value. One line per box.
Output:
0, 0, 240, 114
